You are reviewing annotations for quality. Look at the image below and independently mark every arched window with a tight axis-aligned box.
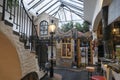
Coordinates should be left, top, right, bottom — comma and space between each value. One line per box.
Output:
40, 20, 48, 35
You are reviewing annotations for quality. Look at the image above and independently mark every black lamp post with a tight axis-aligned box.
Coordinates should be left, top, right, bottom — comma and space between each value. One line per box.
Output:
49, 20, 56, 78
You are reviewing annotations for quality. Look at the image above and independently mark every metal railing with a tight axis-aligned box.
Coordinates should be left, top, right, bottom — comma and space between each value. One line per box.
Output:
2, 0, 39, 51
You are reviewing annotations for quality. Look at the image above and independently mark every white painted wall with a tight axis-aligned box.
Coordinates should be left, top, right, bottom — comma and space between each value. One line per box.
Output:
84, 0, 103, 40
84, 0, 97, 23
0, 0, 3, 7
91, 0, 103, 29
108, 0, 120, 24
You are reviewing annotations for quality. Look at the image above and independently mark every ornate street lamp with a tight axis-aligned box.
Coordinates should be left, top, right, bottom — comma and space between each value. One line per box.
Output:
49, 20, 56, 78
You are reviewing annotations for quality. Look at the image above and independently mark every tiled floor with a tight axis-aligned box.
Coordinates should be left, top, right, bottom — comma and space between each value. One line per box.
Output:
41, 66, 104, 80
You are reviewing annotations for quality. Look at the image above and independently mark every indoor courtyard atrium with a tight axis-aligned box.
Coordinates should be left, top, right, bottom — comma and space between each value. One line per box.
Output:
0, 0, 120, 80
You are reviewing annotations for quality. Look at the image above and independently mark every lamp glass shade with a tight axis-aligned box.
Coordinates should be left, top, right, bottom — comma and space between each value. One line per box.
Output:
49, 24, 56, 33
113, 28, 117, 33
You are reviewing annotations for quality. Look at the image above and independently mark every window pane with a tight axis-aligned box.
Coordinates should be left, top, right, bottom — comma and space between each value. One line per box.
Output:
40, 20, 48, 35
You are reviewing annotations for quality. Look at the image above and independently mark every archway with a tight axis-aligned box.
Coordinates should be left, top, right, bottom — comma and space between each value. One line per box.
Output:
0, 31, 22, 80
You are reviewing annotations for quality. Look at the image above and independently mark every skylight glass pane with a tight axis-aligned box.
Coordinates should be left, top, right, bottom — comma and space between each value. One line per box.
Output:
57, 8, 83, 22
71, 13, 83, 21
65, 6, 83, 15
55, 13, 60, 20
69, 0, 83, 5
34, 0, 52, 12
45, 2, 61, 14
62, 0, 83, 8
37, 0, 59, 14
23, 0, 33, 4
49, 7, 60, 16
23, 0, 84, 23
28, 0, 40, 9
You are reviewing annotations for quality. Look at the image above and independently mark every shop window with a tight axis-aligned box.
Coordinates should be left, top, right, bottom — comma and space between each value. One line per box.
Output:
40, 20, 48, 35
61, 38, 72, 58
114, 21, 120, 35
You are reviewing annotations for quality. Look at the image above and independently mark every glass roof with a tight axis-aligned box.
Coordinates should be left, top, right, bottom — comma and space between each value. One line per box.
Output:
23, 0, 84, 27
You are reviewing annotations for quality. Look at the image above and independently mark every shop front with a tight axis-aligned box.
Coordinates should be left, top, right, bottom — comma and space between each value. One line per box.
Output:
55, 28, 93, 68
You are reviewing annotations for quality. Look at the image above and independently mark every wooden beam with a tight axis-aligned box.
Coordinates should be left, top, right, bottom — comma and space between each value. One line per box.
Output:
77, 39, 81, 67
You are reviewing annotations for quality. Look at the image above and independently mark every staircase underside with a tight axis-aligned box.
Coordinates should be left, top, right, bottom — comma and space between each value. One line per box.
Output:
0, 21, 45, 79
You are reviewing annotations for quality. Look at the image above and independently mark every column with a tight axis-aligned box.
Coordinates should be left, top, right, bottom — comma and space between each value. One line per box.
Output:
77, 39, 81, 67
102, 6, 113, 58
90, 41, 93, 65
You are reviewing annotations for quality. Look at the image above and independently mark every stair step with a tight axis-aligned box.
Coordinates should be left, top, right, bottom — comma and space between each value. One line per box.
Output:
4, 20, 13, 27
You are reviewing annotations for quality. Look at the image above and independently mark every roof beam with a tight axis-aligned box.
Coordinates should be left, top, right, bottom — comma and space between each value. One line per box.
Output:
70, 0, 83, 5
36, 0, 52, 13
64, 5, 84, 19
37, 1, 59, 16
48, 4, 60, 14
66, 8, 83, 18
32, 0, 44, 9
63, 7, 67, 21
28, 0, 44, 11
64, 6, 83, 16
28, 0, 34, 5
51, 6, 61, 16
57, 11, 61, 21
78, 0, 84, 2
61, 0, 83, 12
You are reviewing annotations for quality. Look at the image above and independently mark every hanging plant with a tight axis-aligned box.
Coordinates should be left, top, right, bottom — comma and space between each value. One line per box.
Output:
7, 0, 19, 9
7, 0, 19, 19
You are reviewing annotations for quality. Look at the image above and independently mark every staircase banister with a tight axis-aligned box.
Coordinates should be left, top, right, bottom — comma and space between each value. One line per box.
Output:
21, 0, 39, 39
21, 0, 32, 22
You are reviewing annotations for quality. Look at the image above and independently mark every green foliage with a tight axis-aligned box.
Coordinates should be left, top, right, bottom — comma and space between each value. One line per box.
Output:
61, 21, 90, 32
61, 21, 73, 32
7, 0, 19, 10
82, 21, 89, 32
75, 22, 83, 32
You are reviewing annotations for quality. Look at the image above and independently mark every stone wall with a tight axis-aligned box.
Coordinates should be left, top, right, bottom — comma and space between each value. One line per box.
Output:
0, 21, 45, 78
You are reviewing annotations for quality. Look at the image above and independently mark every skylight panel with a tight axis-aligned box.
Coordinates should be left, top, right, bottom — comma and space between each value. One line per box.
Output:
62, 9, 71, 21
71, 12, 83, 21
23, 0, 33, 4
28, 0, 40, 8
32, 0, 44, 9
65, 5, 83, 15
37, 0, 59, 15
46, 2, 61, 14
63, 3, 83, 12
69, 0, 83, 5
34, 0, 52, 12
65, 6, 83, 14
28, 0, 35, 5
63, 7, 83, 19
62, 0, 83, 10
23, 0, 84, 23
